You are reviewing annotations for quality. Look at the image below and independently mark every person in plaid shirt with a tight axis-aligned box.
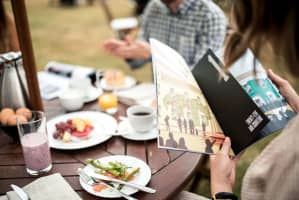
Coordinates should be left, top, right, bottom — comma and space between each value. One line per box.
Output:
103, 0, 227, 69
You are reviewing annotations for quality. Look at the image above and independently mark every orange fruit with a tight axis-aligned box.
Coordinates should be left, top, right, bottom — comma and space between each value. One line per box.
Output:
16, 107, 32, 120
98, 93, 118, 110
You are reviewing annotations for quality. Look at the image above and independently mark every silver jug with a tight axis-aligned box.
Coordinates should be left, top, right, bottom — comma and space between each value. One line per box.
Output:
0, 52, 29, 109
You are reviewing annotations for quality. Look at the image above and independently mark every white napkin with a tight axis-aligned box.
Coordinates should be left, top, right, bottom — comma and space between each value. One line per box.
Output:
116, 83, 156, 106
5, 173, 82, 200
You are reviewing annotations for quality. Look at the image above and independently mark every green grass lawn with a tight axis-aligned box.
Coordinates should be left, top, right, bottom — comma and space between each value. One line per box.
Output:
6, 0, 152, 83
5, 0, 298, 198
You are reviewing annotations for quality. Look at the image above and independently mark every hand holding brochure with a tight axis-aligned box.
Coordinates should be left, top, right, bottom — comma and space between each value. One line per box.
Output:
150, 39, 295, 154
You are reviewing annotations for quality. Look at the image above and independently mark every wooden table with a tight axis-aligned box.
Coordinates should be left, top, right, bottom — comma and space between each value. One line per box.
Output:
0, 100, 201, 200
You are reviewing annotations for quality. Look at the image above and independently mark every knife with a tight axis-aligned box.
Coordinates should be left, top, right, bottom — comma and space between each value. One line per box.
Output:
92, 173, 156, 193
10, 184, 30, 200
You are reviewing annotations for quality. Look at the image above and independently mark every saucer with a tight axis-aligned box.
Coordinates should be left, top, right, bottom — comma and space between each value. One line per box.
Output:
118, 119, 158, 141
84, 86, 103, 103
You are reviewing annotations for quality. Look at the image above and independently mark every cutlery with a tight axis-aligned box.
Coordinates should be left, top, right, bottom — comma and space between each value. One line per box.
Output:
77, 168, 137, 200
10, 184, 30, 200
83, 168, 156, 194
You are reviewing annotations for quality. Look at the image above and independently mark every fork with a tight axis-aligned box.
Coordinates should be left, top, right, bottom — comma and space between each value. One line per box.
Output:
77, 168, 138, 200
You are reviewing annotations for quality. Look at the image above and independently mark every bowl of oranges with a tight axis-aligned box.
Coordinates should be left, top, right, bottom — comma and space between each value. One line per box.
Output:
0, 107, 32, 142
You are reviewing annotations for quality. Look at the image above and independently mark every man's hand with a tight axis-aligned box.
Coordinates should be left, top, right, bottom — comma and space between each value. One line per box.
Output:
103, 39, 128, 54
210, 137, 239, 197
267, 69, 299, 112
103, 36, 151, 60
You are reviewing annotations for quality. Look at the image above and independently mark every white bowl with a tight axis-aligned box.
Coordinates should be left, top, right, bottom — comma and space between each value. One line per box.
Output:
59, 89, 84, 111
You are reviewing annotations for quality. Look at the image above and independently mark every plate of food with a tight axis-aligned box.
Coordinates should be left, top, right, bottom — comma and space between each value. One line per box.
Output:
99, 69, 136, 91
79, 155, 152, 198
47, 111, 117, 150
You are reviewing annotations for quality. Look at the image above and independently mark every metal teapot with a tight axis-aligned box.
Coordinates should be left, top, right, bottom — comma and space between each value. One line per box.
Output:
0, 52, 29, 109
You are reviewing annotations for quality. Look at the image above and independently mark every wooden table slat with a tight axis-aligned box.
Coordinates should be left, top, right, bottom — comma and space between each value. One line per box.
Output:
135, 152, 201, 200
0, 154, 24, 165
0, 178, 36, 193
147, 142, 170, 174
0, 142, 22, 154
0, 163, 84, 179
77, 191, 125, 200
0, 133, 13, 147
72, 146, 110, 164
51, 150, 79, 163
168, 149, 184, 161
106, 137, 125, 155
126, 141, 147, 163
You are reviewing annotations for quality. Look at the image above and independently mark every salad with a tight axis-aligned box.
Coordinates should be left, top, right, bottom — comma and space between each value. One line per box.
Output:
86, 159, 140, 192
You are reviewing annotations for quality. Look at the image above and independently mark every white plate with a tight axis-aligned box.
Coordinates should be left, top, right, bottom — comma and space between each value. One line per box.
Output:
47, 111, 117, 150
84, 86, 103, 103
99, 76, 136, 91
118, 120, 158, 141
80, 155, 151, 198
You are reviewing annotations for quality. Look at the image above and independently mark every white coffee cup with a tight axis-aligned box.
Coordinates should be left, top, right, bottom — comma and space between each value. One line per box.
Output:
127, 105, 154, 133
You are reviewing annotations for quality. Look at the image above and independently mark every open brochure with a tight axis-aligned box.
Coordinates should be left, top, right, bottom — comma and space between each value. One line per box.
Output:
38, 61, 95, 100
150, 39, 295, 154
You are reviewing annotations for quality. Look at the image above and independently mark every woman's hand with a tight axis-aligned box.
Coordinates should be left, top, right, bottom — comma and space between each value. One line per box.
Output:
267, 69, 299, 112
210, 137, 239, 196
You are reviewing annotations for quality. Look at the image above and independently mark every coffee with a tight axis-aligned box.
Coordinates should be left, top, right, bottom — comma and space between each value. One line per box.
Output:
133, 112, 151, 116
127, 105, 155, 133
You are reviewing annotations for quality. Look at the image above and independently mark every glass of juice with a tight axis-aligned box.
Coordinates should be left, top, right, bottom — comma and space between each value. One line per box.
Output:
98, 93, 118, 114
17, 111, 52, 175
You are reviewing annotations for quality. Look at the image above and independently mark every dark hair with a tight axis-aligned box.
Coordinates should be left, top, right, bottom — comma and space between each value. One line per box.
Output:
224, 0, 299, 76
0, 1, 8, 52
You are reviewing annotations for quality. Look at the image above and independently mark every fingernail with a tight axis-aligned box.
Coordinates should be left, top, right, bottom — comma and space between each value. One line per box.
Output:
225, 137, 230, 143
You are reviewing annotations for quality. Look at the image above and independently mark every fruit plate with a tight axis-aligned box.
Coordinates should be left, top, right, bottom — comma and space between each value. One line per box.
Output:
47, 111, 117, 150
80, 155, 152, 198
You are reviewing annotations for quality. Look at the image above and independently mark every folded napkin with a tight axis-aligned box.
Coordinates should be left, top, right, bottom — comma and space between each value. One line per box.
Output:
4, 173, 82, 200
116, 83, 156, 106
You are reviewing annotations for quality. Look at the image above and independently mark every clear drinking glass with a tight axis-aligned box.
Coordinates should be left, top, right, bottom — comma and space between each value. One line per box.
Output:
17, 111, 52, 175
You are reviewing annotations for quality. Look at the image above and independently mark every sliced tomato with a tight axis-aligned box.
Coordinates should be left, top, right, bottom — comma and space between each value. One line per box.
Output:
103, 171, 118, 179
93, 184, 107, 192
72, 131, 89, 137
84, 126, 93, 133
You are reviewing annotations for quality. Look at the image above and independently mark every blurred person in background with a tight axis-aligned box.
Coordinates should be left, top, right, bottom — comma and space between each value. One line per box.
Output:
133, 0, 151, 15
0, 0, 19, 53
103, 0, 227, 69
176, 0, 299, 199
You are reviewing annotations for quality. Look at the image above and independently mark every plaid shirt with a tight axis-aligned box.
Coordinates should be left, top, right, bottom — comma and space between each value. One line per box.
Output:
139, 0, 227, 69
